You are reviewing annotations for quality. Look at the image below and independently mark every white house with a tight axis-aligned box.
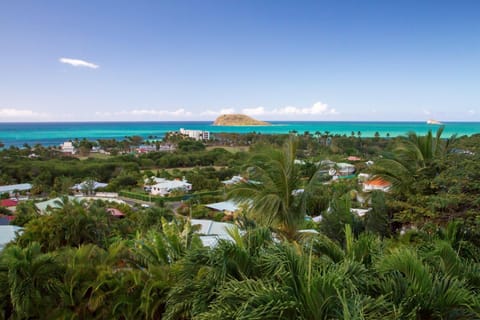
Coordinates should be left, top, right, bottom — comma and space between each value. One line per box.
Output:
149, 178, 192, 196
179, 128, 210, 141
336, 163, 356, 175
222, 175, 245, 185
61, 141, 76, 154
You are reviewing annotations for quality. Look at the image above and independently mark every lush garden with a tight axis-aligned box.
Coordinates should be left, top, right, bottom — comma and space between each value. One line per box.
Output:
1, 130, 480, 318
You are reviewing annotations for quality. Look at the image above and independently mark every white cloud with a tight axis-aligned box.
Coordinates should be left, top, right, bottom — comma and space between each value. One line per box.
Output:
130, 108, 192, 116
95, 108, 192, 118
422, 109, 431, 115
200, 108, 236, 116
272, 101, 338, 116
200, 102, 337, 119
242, 106, 265, 116
59, 57, 99, 69
0, 108, 48, 119
468, 109, 476, 115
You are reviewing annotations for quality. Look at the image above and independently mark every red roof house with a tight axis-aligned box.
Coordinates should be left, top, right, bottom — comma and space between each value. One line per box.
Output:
362, 178, 391, 192
0, 199, 18, 207
107, 208, 125, 218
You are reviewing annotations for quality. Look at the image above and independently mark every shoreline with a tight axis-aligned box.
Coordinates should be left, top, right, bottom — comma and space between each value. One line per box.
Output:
1, 121, 479, 148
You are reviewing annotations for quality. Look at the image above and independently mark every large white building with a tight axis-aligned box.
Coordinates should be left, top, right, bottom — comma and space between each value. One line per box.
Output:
179, 128, 210, 141
60, 141, 76, 154
147, 177, 192, 196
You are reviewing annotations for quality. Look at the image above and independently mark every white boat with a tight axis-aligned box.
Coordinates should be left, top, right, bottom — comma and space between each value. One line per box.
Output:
427, 119, 443, 125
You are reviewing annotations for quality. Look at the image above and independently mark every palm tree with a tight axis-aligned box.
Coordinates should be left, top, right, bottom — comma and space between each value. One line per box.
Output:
375, 245, 480, 319
371, 127, 454, 194
1, 242, 65, 318
229, 137, 305, 240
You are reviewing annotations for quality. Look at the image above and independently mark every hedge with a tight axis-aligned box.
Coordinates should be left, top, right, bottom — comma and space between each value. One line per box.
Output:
119, 190, 222, 203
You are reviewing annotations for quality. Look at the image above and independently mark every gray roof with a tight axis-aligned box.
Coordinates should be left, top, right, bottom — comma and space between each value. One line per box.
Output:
0, 226, 22, 251
205, 200, 239, 212
0, 183, 32, 194
71, 181, 108, 190
190, 219, 237, 237
35, 196, 78, 213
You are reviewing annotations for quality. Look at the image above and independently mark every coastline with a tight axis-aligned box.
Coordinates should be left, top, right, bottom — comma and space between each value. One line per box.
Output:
1, 121, 479, 147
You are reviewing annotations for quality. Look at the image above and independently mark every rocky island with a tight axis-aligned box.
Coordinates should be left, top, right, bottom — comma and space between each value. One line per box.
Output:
213, 114, 271, 126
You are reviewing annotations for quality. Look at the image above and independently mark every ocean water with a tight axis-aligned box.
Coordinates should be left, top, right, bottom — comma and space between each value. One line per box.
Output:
0, 121, 479, 147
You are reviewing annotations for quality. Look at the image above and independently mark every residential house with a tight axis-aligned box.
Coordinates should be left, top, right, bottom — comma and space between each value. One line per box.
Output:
347, 156, 362, 161
71, 180, 108, 194
135, 145, 157, 154
0, 183, 32, 197
363, 178, 391, 192
0, 226, 22, 251
35, 196, 78, 214
222, 175, 246, 185
336, 163, 356, 176
61, 141, 76, 154
149, 178, 192, 196
190, 219, 238, 248
107, 208, 125, 218
205, 200, 240, 216
0, 199, 18, 212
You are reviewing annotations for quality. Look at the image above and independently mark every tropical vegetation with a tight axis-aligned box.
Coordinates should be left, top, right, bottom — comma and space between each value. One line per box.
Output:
1, 129, 480, 318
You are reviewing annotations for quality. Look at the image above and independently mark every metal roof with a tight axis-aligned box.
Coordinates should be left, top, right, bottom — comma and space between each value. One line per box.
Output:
71, 181, 108, 190
0, 183, 32, 194
205, 200, 239, 212
0, 226, 22, 251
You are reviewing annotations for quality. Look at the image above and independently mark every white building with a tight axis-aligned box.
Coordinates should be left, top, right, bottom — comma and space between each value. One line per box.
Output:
149, 178, 192, 196
61, 141, 76, 154
179, 128, 210, 141
222, 175, 245, 185
336, 163, 356, 175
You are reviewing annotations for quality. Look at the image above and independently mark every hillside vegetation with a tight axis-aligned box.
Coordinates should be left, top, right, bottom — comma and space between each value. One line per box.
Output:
213, 114, 270, 126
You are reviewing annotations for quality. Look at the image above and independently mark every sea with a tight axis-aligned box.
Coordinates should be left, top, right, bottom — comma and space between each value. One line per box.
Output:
0, 121, 479, 147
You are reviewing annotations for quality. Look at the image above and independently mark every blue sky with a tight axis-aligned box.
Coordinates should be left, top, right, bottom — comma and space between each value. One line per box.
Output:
1, 0, 480, 122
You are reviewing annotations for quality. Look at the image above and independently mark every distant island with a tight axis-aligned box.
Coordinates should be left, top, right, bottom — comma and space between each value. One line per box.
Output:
213, 114, 271, 126
427, 119, 443, 125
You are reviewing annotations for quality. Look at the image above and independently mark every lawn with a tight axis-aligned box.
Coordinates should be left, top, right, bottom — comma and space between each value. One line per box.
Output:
206, 145, 249, 153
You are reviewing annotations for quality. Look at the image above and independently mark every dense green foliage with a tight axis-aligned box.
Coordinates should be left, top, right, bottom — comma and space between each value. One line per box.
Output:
1, 130, 480, 318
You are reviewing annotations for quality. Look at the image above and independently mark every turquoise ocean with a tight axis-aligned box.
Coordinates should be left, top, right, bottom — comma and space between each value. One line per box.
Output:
1, 121, 479, 147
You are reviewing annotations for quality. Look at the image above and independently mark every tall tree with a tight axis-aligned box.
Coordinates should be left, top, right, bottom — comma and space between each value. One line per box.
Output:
229, 137, 304, 239
371, 127, 454, 194
1, 242, 65, 318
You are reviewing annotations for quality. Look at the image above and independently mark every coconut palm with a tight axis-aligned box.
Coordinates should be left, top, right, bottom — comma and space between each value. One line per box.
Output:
371, 127, 455, 194
1, 242, 65, 318
163, 226, 274, 320
228, 137, 306, 240
375, 245, 480, 319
